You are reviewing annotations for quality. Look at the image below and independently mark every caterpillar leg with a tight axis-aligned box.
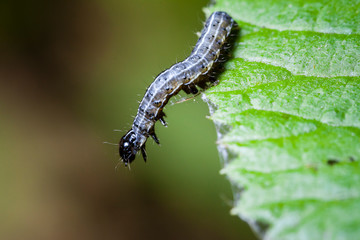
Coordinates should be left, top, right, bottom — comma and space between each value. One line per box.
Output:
182, 84, 198, 94
189, 84, 198, 94
182, 85, 191, 94
141, 145, 147, 162
157, 111, 167, 127
159, 117, 167, 126
182, 84, 194, 94
150, 131, 160, 144
197, 81, 208, 89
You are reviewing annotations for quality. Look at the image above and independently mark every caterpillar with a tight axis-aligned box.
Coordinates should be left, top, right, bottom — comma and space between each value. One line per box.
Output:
119, 11, 238, 166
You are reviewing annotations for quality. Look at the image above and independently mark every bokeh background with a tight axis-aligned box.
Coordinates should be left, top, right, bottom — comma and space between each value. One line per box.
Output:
0, 0, 256, 239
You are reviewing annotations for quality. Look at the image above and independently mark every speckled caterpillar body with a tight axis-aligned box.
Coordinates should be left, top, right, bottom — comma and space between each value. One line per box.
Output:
119, 11, 237, 165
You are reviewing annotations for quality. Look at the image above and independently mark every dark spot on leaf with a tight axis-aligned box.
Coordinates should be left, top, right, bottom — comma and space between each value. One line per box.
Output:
349, 156, 355, 162
327, 159, 339, 166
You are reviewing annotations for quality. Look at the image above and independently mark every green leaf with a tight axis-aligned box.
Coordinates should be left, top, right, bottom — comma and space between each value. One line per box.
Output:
204, 0, 360, 239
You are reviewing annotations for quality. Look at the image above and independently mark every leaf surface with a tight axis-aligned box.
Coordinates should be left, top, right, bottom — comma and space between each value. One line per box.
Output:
204, 0, 360, 239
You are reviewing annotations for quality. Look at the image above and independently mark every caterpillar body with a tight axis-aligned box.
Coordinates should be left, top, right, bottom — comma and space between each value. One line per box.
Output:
119, 11, 237, 166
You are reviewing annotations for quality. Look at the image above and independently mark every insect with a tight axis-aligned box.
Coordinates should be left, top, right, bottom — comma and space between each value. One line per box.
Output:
119, 11, 238, 166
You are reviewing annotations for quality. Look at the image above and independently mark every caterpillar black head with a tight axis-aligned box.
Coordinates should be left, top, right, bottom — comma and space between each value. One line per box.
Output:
119, 129, 147, 166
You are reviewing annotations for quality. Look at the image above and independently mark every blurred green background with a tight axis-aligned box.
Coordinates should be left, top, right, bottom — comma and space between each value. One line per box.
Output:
0, 0, 256, 239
